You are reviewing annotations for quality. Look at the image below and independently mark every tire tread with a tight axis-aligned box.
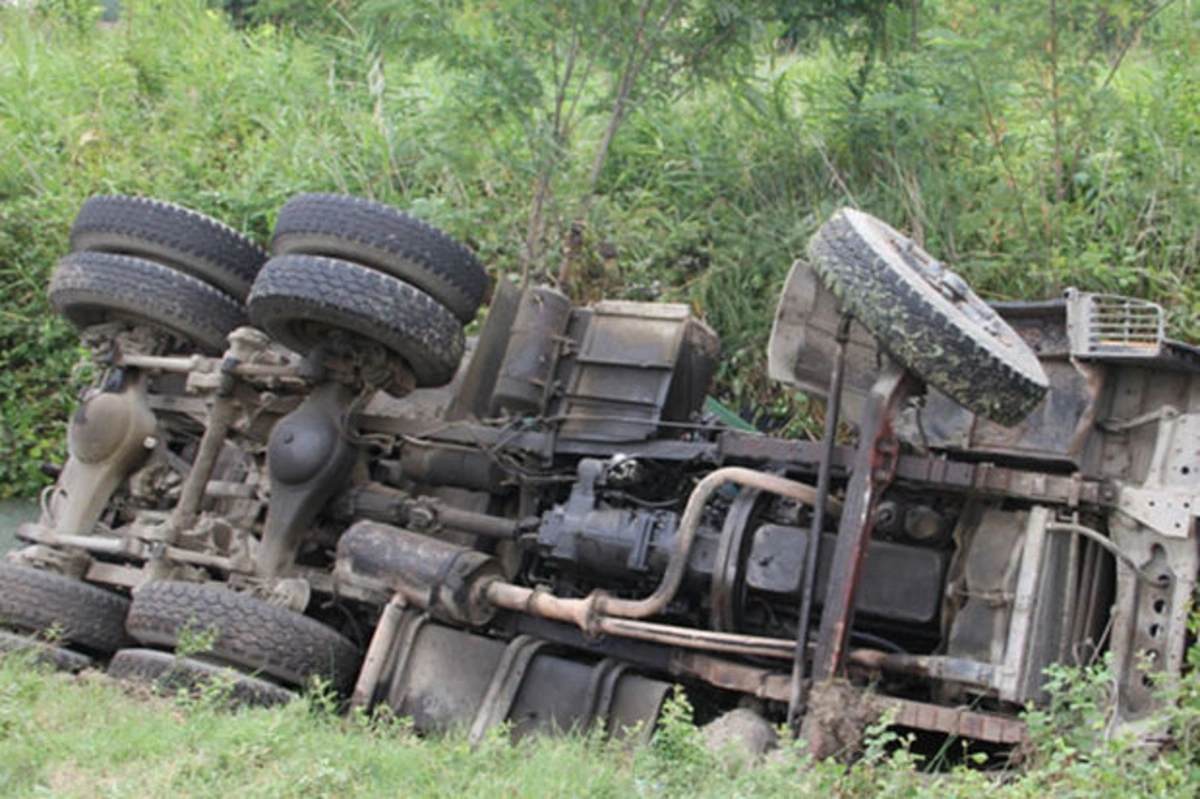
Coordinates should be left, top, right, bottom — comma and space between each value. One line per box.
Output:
807, 210, 1047, 425
108, 647, 295, 707
248, 254, 464, 388
126, 581, 360, 690
49, 252, 246, 354
71, 195, 266, 301
0, 562, 133, 654
272, 193, 487, 322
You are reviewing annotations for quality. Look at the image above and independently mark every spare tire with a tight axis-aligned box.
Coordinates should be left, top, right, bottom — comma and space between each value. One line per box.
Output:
247, 253, 464, 388
806, 208, 1048, 426
71, 195, 267, 302
271, 193, 487, 322
49, 251, 246, 354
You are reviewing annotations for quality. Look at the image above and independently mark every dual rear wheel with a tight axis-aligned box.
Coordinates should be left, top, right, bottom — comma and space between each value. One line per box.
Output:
49, 195, 268, 354
49, 192, 489, 391
248, 194, 488, 390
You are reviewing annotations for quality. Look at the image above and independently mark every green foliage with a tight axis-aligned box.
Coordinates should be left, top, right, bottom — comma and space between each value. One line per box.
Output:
644, 688, 712, 780
356, 0, 776, 283
1016, 646, 1200, 796
0, 1, 1197, 497
806, 0, 1199, 335
173, 620, 221, 660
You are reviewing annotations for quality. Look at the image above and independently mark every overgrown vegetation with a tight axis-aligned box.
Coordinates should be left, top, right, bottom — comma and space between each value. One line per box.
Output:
0, 636, 1197, 796
1, 0, 1196, 499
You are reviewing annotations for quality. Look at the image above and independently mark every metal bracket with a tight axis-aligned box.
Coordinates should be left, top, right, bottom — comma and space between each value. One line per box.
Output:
1113, 411, 1199, 539
468, 636, 548, 745
809, 363, 910, 683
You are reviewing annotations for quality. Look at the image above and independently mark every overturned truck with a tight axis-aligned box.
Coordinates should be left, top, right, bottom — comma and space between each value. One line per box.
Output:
6, 194, 1198, 756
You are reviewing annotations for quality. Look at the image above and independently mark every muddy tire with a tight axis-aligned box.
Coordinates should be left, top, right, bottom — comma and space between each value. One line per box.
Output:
126, 581, 361, 690
71, 195, 267, 301
806, 208, 1048, 425
0, 562, 133, 654
0, 629, 94, 672
49, 252, 246, 354
108, 648, 295, 707
271, 193, 487, 322
247, 253, 464, 387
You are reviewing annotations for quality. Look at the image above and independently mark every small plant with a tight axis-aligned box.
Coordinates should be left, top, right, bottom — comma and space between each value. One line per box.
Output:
173, 618, 220, 660
642, 687, 719, 785
303, 674, 343, 721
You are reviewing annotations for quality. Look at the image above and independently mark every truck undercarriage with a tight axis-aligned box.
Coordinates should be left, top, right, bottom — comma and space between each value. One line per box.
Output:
5, 195, 1197, 759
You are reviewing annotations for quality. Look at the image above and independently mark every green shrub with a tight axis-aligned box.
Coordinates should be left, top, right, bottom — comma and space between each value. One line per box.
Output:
1, 1, 1195, 498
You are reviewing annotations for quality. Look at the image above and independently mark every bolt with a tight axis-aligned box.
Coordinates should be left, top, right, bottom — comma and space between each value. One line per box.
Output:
409, 506, 436, 529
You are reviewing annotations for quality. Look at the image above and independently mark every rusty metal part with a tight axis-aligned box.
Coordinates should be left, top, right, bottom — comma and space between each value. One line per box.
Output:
670, 651, 791, 701
878, 695, 1028, 745
811, 365, 908, 682
15, 522, 237, 588
114, 327, 302, 385
601, 467, 832, 620
718, 433, 1104, 506
678, 650, 1028, 746
430, 504, 525, 539
18, 524, 129, 557
164, 391, 237, 538
164, 328, 277, 541
803, 679, 1028, 758
711, 485, 761, 633
476, 467, 836, 660
598, 616, 795, 658
117, 353, 302, 382
336, 521, 503, 627
482, 468, 832, 635
789, 312, 852, 729
483, 580, 798, 659
848, 648, 998, 687
330, 482, 524, 540
350, 593, 408, 710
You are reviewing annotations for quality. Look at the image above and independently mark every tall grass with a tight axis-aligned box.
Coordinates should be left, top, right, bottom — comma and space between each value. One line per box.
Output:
1, 1, 1197, 497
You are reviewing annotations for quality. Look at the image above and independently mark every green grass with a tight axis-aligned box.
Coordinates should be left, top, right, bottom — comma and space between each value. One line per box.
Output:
0, 648, 1197, 798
